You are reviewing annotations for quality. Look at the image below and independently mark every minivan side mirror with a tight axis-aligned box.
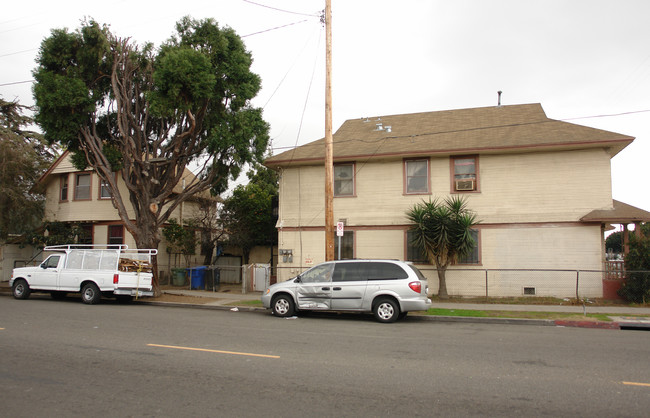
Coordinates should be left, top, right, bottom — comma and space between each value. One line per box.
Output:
294, 276, 301, 283
40, 263, 47, 269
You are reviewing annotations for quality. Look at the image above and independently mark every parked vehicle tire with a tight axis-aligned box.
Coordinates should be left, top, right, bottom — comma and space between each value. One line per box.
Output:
373, 297, 400, 323
81, 283, 101, 305
51, 291, 67, 300
271, 294, 295, 317
12, 279, 31, 300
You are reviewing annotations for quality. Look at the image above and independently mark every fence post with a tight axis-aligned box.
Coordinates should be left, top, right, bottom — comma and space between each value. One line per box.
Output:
485, 269, 489, 301
575, 270, 579, 300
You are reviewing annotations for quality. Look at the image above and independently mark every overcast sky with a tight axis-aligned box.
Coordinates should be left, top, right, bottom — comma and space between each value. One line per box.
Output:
2, 0, 650, 214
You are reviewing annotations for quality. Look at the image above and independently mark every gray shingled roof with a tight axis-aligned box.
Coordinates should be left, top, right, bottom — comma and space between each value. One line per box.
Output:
265, 103, 634, 167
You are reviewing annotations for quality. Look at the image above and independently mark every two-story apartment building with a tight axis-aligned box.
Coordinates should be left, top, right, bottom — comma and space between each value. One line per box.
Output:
265, 103, 649, 298
34, 151, 210, 273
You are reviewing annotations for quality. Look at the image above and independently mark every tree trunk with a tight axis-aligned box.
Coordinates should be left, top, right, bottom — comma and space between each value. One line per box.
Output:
131, 226, 163, 297
436, 266, 449, 299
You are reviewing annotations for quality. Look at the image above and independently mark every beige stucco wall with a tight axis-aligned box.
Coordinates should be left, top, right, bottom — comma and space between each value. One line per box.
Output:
276, 224, 605, 297
274, 148, 612, 297
278, 148, 612, 229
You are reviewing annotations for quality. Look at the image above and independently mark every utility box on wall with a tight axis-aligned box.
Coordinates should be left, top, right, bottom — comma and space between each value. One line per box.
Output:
279, 249, 293, 263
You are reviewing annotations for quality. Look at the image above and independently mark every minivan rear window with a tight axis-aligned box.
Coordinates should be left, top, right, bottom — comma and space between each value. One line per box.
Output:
365, 262, 408, 281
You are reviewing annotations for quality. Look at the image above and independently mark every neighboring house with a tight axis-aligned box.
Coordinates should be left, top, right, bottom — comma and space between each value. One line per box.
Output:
265, 103, 650, 298
32, 151, 213, 275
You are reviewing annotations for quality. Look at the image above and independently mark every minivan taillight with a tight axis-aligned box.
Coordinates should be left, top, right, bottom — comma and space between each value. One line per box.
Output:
408, 281, 421, 293
113, 274, 119, 284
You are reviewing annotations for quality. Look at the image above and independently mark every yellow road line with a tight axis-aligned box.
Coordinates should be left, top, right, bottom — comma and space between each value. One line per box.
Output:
147, 343, 280, 359
622, 381, 650, 387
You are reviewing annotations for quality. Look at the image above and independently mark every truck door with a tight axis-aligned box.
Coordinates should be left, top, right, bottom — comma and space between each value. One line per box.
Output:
295, 263, 334, 310
29, 255, 62, 290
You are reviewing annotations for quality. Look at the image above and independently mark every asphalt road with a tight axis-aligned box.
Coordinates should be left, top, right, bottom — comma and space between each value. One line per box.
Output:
1, 297, 649, 417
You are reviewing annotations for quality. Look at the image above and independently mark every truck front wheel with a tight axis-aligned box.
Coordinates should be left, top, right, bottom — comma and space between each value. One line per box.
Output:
81, 283, 101, 305
12, 279, 31, 300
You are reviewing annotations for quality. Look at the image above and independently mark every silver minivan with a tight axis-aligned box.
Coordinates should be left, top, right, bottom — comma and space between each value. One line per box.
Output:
261, 260, 431, 323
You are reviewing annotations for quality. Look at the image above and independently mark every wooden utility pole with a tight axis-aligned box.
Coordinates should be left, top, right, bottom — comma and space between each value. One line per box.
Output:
324, 0, 335, 261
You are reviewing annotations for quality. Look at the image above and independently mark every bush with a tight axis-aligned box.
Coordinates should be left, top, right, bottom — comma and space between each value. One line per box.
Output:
618, 233, 650, 304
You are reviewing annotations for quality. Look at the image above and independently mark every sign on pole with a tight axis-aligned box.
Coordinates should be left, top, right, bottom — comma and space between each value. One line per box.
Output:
336, 222, 344, 237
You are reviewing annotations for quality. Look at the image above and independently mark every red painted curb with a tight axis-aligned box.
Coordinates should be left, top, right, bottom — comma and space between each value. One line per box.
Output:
554, 320, 620, 330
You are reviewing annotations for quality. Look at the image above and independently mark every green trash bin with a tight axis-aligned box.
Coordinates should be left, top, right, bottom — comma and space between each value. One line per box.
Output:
171, 268, 186, 286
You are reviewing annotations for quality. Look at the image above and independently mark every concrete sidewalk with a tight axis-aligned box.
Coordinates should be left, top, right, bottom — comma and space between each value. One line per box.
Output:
163, 286, 650, 315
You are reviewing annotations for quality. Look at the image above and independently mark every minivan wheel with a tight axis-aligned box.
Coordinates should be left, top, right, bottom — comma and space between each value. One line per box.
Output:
373, 298, 399, 323
12, 279, 31, 300
271, 294, 295, 318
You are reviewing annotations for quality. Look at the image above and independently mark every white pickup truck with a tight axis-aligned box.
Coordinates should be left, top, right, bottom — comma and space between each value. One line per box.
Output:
10, 245, 157, 304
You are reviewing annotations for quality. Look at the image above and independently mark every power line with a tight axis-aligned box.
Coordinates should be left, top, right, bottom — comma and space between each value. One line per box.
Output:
242, 0, 319, 17
0, 48, 37, 58
0, 80, 34, 87
242, 19, 310, 38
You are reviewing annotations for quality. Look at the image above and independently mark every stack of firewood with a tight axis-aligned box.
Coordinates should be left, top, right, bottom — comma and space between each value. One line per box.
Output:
118, 258, 153, 273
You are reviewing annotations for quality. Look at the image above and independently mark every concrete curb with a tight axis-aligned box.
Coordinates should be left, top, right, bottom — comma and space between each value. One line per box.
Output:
407, 315, 555, 327
134, 299, 624, 329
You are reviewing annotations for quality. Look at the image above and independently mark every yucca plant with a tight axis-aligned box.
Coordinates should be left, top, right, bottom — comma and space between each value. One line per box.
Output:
406, 196, 479, 299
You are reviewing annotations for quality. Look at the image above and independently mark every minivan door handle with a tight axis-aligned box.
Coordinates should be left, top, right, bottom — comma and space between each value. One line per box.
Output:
333, 287, 342, 291
321, 287, 330, 291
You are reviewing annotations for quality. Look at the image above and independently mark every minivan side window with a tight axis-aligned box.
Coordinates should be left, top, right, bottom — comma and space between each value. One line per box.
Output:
366, 263, 409, 280
332, 263, 366, 282
300, 264, 334, 283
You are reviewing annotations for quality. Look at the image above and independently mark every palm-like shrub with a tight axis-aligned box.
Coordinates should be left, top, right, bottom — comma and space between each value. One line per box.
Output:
406, 196, 479, 299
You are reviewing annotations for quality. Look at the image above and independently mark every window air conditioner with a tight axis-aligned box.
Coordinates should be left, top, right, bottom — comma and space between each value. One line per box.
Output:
455, 179, 475, 191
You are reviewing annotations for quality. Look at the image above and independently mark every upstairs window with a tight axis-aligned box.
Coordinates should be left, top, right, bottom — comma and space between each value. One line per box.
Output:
60, 175, 69, 201
405, 159, 430, 194
74, 173, 91, 200
334, 164, 355, 197
99, 176, 113, 199
452, 156, 478, 192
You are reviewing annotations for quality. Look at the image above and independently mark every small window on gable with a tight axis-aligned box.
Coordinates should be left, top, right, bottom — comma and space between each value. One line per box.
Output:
452, 156, 478, 192
74, 173, 91, 200
405, 159, 429, 194
60, 175, 69, 201
334, 164, 355, 197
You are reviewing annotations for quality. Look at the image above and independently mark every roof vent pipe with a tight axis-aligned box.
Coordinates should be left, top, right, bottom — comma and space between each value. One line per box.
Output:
497, 91, 502, 107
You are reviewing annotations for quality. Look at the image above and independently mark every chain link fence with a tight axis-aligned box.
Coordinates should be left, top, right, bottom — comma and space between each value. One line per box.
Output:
270, 265, 650, 302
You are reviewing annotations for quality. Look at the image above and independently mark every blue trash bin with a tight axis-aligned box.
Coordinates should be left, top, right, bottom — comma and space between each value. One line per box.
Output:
187, 266, 207, 290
